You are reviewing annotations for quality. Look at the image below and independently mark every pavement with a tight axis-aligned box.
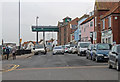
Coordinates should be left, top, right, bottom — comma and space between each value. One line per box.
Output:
2, 52, 119, 80
2, 53, 34, 72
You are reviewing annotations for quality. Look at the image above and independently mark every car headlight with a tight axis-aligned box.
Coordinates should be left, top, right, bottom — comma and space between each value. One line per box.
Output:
97, 54, 104, 56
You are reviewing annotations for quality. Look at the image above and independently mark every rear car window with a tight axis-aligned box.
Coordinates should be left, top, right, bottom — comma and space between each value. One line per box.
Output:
97, 44, 110, 50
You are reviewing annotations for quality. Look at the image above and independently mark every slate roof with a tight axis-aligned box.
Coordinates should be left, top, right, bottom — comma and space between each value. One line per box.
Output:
80, 15, 94, 25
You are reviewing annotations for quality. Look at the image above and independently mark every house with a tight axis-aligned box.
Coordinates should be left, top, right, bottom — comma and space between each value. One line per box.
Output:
80, 15, 94, 43
58, 17, 79, 45
22, 41, 36, 49
57, 16, 72, 45
67, 17, 79, 43
74, 14, 89, 42
100, 1, 120, 44
94, 1, 118, 43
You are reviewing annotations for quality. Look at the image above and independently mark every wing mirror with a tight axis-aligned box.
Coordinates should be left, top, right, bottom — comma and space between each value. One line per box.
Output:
112, 52, 118, 55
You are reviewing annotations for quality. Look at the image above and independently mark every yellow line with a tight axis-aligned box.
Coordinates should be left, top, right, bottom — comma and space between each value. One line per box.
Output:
17, 65, 108, 71
3, 65, 20, 72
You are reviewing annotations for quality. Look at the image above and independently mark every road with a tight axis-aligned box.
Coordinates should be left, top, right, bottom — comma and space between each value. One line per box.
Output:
2, 52, 119, 80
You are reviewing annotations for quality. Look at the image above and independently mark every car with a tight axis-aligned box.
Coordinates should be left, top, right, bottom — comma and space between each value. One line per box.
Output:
77, 42, 91, 56
64, 45, 70, 53
108, 44, 120, 71
68, 44, 76, 53
53, 46, 64, 55
72, 45, 78, 54
32, 44, 46, 55
86, 44, 94, 60
92, 43, 111, 62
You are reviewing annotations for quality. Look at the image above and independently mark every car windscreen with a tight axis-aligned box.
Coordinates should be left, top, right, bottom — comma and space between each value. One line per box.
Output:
97, 44, 110, 50
117, 46, 120, 53
35, 45, 44, 49
70, 44, 75, 47
80, 43, 90, 48
66, 46, 70, 48
54, 46, 62, 49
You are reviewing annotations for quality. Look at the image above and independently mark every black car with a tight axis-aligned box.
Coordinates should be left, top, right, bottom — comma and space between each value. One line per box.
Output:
86, 44, 94, 60
92, 43, 111, 62
108, 44, 120, 71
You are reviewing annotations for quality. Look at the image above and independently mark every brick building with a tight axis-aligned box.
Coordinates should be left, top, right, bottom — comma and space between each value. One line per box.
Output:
57, 17, 79, 45
94, 1, 118, 43
100, 1, 120, 44
57, 17, 72, 45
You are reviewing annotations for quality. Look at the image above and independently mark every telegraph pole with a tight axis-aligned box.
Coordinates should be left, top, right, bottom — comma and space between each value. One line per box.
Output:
36, 16, 39, 43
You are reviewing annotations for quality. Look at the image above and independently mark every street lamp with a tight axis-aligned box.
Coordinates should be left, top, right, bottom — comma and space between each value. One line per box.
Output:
36, 16, 39, 43
18, 0, 21, 50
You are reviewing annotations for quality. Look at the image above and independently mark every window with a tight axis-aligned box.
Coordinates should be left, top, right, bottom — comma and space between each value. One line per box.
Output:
90, 21, 93, 27
108, 16, 111, 28
102, 19, 105, 29
95, 17, 97, 27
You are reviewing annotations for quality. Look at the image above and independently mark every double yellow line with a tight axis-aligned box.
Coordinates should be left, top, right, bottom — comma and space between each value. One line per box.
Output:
3, 64, 20, 72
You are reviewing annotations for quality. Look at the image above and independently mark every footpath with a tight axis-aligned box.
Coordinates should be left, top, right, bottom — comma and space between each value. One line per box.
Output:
1, 53, 34, 72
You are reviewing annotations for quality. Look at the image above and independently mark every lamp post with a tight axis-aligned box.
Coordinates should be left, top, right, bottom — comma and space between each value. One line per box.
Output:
36, 16, 39, 43
18, 0, 21, 50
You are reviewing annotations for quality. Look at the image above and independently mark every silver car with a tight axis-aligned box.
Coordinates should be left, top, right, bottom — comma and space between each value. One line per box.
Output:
53, 46, 64, 55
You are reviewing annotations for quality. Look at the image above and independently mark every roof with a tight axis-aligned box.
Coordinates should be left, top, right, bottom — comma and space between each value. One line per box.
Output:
63, 16, 71, 20
77, 14, 89, 21
68, 17, 79, 24
80, 15, 94, 25
95, 1, 118, 10
101, 3, 120, 19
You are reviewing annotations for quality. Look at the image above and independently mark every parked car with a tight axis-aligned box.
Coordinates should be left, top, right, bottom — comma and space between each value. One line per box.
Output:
68, 44, 76, 53
64, 45, 70, 53
32, 44, 46, 55
77, 42, 91, 56
72, 45, 78, 54
108, 44, 120, 71
92, 43, 111, 62
53, 46, 64, 55
86, 44, 94, 60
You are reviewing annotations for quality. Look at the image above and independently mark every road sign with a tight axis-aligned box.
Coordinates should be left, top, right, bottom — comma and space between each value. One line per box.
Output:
32, 26, 59, 32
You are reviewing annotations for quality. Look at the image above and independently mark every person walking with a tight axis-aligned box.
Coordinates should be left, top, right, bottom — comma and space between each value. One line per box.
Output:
5, 45, 10, 60
12, 46, 16, 60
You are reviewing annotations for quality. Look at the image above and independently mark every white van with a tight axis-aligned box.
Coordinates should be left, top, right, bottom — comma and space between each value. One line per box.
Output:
77, 42, 91, 56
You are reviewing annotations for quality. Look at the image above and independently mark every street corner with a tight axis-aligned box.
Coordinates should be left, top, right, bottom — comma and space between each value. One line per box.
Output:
2, 64, 20, 72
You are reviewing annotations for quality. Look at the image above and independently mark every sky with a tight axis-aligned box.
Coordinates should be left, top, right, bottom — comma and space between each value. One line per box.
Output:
1, 0, 95, 45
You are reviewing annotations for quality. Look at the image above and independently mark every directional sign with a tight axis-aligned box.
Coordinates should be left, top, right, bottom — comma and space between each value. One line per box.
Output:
32, 26, 59, 32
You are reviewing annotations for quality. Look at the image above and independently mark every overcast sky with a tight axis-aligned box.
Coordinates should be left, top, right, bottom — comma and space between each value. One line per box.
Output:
1, 0, 95, 45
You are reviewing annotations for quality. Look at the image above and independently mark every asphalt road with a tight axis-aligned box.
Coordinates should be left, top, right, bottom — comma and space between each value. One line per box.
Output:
2, 52, 119, 80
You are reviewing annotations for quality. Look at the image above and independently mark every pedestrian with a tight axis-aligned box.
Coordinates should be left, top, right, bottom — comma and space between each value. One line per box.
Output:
5, 45, 10, 60
12, 46, 16, 60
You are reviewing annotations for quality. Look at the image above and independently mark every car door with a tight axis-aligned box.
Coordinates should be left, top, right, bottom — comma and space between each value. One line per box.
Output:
110, 46, 117, 64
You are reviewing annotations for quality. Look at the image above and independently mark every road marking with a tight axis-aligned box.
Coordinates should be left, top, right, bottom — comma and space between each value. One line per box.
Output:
3, 64, 20, 72
17, 65, 108, 71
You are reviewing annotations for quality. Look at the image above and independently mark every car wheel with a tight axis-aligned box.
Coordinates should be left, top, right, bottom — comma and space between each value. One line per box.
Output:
95, 56, 99, 62
78, 52, 80, 56
34, 52, 38, 55
92, 55, 95, 61
86, 55, 88, 59
116, 61, 120, 71
108, 60, 112, 69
